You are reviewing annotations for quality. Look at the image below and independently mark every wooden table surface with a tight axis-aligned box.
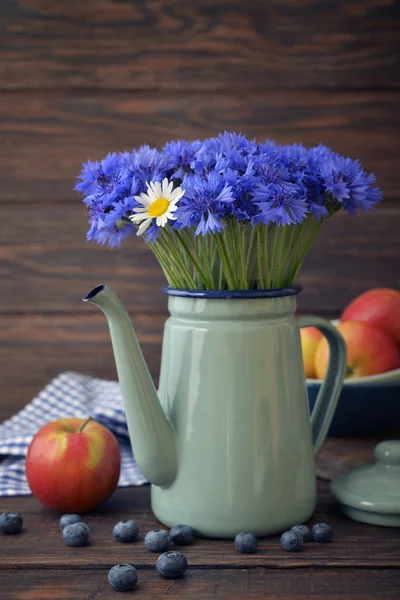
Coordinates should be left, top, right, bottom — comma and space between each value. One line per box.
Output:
0, 481, 399, 599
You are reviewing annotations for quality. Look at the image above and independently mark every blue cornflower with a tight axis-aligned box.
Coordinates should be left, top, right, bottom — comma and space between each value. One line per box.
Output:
162, 140, 203, 179
75, 159, 101, 194
217, 131, 257, 155
253, 183, 308, 226
104, 197, 136, 230
320, 155, 382, 214
127, 145, 166, 189
76, 134, 382, 251
175, 172, 235, 235
76, 153, 129, 207
189, 137, 220, 174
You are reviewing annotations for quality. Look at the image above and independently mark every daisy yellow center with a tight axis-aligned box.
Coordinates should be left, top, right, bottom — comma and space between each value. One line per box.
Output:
148, 198, 170, 217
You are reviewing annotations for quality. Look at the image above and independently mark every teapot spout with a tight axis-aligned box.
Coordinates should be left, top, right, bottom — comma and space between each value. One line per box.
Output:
83, 285, 177, 487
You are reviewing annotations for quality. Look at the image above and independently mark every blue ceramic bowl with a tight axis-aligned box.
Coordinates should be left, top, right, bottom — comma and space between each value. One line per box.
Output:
307, 367, 400, 437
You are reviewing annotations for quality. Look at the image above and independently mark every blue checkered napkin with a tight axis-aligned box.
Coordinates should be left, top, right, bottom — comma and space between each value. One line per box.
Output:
0, 371, 148, 496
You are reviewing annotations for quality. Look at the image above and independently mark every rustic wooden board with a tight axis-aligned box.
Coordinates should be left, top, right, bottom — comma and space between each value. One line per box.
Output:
0, 314, 164, 422
1, 1, 399, 91
316, 436, 400, 481
1, 568, 399, 599
0, 204, 398, 316
1, 91, 399, 202
0, 485, 399, 569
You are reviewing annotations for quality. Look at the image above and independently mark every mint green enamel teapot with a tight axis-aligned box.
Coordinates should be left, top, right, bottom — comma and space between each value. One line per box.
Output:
84, 284, 346, 538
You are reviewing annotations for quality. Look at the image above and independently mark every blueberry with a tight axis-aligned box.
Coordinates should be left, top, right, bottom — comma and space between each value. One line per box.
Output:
234, 532, 258, 554
145, 529, 169, 553
281, 530, 303, 552
113, 520, 139, 543
156, 551, 187, 579
291, 524, 311, 542
312, 523, 333, 543
169, 524, 194, 546
0, 512, 23, 535
62, 522, 91, 547
59, 514, 82, 531
108, 564, 138, 591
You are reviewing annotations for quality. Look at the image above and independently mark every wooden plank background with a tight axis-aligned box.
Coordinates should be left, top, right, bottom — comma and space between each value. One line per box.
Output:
0, 0, 399, 420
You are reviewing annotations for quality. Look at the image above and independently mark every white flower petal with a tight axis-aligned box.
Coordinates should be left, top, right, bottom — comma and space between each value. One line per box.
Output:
151, 181, 162, 197
156, 215, 164, 227
130, 213, 149, 223
137, 218, 153, 236
162, 178, 170, 197
144, 188, 157, 203
133, 206, 149, 213
134, 192, 152, 206
169, 187, 184, 202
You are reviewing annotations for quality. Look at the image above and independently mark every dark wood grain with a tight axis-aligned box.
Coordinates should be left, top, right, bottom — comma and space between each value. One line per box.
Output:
316, 436, 400, 481
0, 484, 399, 569
0, 314, 164, 423
1, 0, 399, 92
0, 204, 398, 316
1, 91, 399, 202
1, 568, 399, 599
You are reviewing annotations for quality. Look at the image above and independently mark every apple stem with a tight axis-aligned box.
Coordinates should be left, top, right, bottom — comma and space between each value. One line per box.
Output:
345, 365, 354, 378
79, 417, 93, 433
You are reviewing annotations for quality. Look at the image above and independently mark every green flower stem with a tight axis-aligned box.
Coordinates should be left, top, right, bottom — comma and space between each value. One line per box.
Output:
246, 226, 257, 285
262, 225, 270, 289
159, 234, 197, 289
174, 231, 213, 289
275, 225, 291, 287
256, 226, 265, 289
238, 224, 248, 289
223, 223, 239, 288
145, 214, 329, 292
214, 232, 237, 290
150, 241, 184, 287
218, 260, 224, 289
268, 224, 279, 287
197, 233, 216, 289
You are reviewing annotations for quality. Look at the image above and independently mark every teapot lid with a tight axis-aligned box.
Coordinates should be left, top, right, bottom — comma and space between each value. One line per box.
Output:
330, 440, 400, 527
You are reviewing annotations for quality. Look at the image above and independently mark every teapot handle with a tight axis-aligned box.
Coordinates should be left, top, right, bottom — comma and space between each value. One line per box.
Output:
298, 317, 347, 454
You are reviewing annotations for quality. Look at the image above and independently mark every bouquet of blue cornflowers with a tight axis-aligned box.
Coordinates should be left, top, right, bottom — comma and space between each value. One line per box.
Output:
76, 132, 381, 290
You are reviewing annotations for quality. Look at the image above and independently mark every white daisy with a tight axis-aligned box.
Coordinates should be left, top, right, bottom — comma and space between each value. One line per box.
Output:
129, 178, 184, 236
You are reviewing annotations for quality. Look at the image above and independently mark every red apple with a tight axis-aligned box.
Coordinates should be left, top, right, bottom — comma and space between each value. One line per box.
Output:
314, 320, 400, 380
26, 417, 121, 512
341, 288, 400, 350
300, 326, 323, 378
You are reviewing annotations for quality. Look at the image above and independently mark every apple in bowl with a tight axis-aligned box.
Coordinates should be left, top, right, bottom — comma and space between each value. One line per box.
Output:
26, 417, 121, 512
303, 292, 400, 436
341, 288, 400, 351
314, 320, 400, 380
300, 326, 323, 379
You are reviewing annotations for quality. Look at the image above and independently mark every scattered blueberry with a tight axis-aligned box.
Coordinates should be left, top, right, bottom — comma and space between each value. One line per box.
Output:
108, 564, 138, 591
113, 519, 139, 543
59, 514, 82, 531
156, 551, 187, 579
145, 528, 170, 553
291, 524, 311, 542
0, 512, 23, 535
62, 522, 91, 547
234, 532, 258, 554
281, 530, 303, 552
169, 524, 194, 546
312, 523, 333, 543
